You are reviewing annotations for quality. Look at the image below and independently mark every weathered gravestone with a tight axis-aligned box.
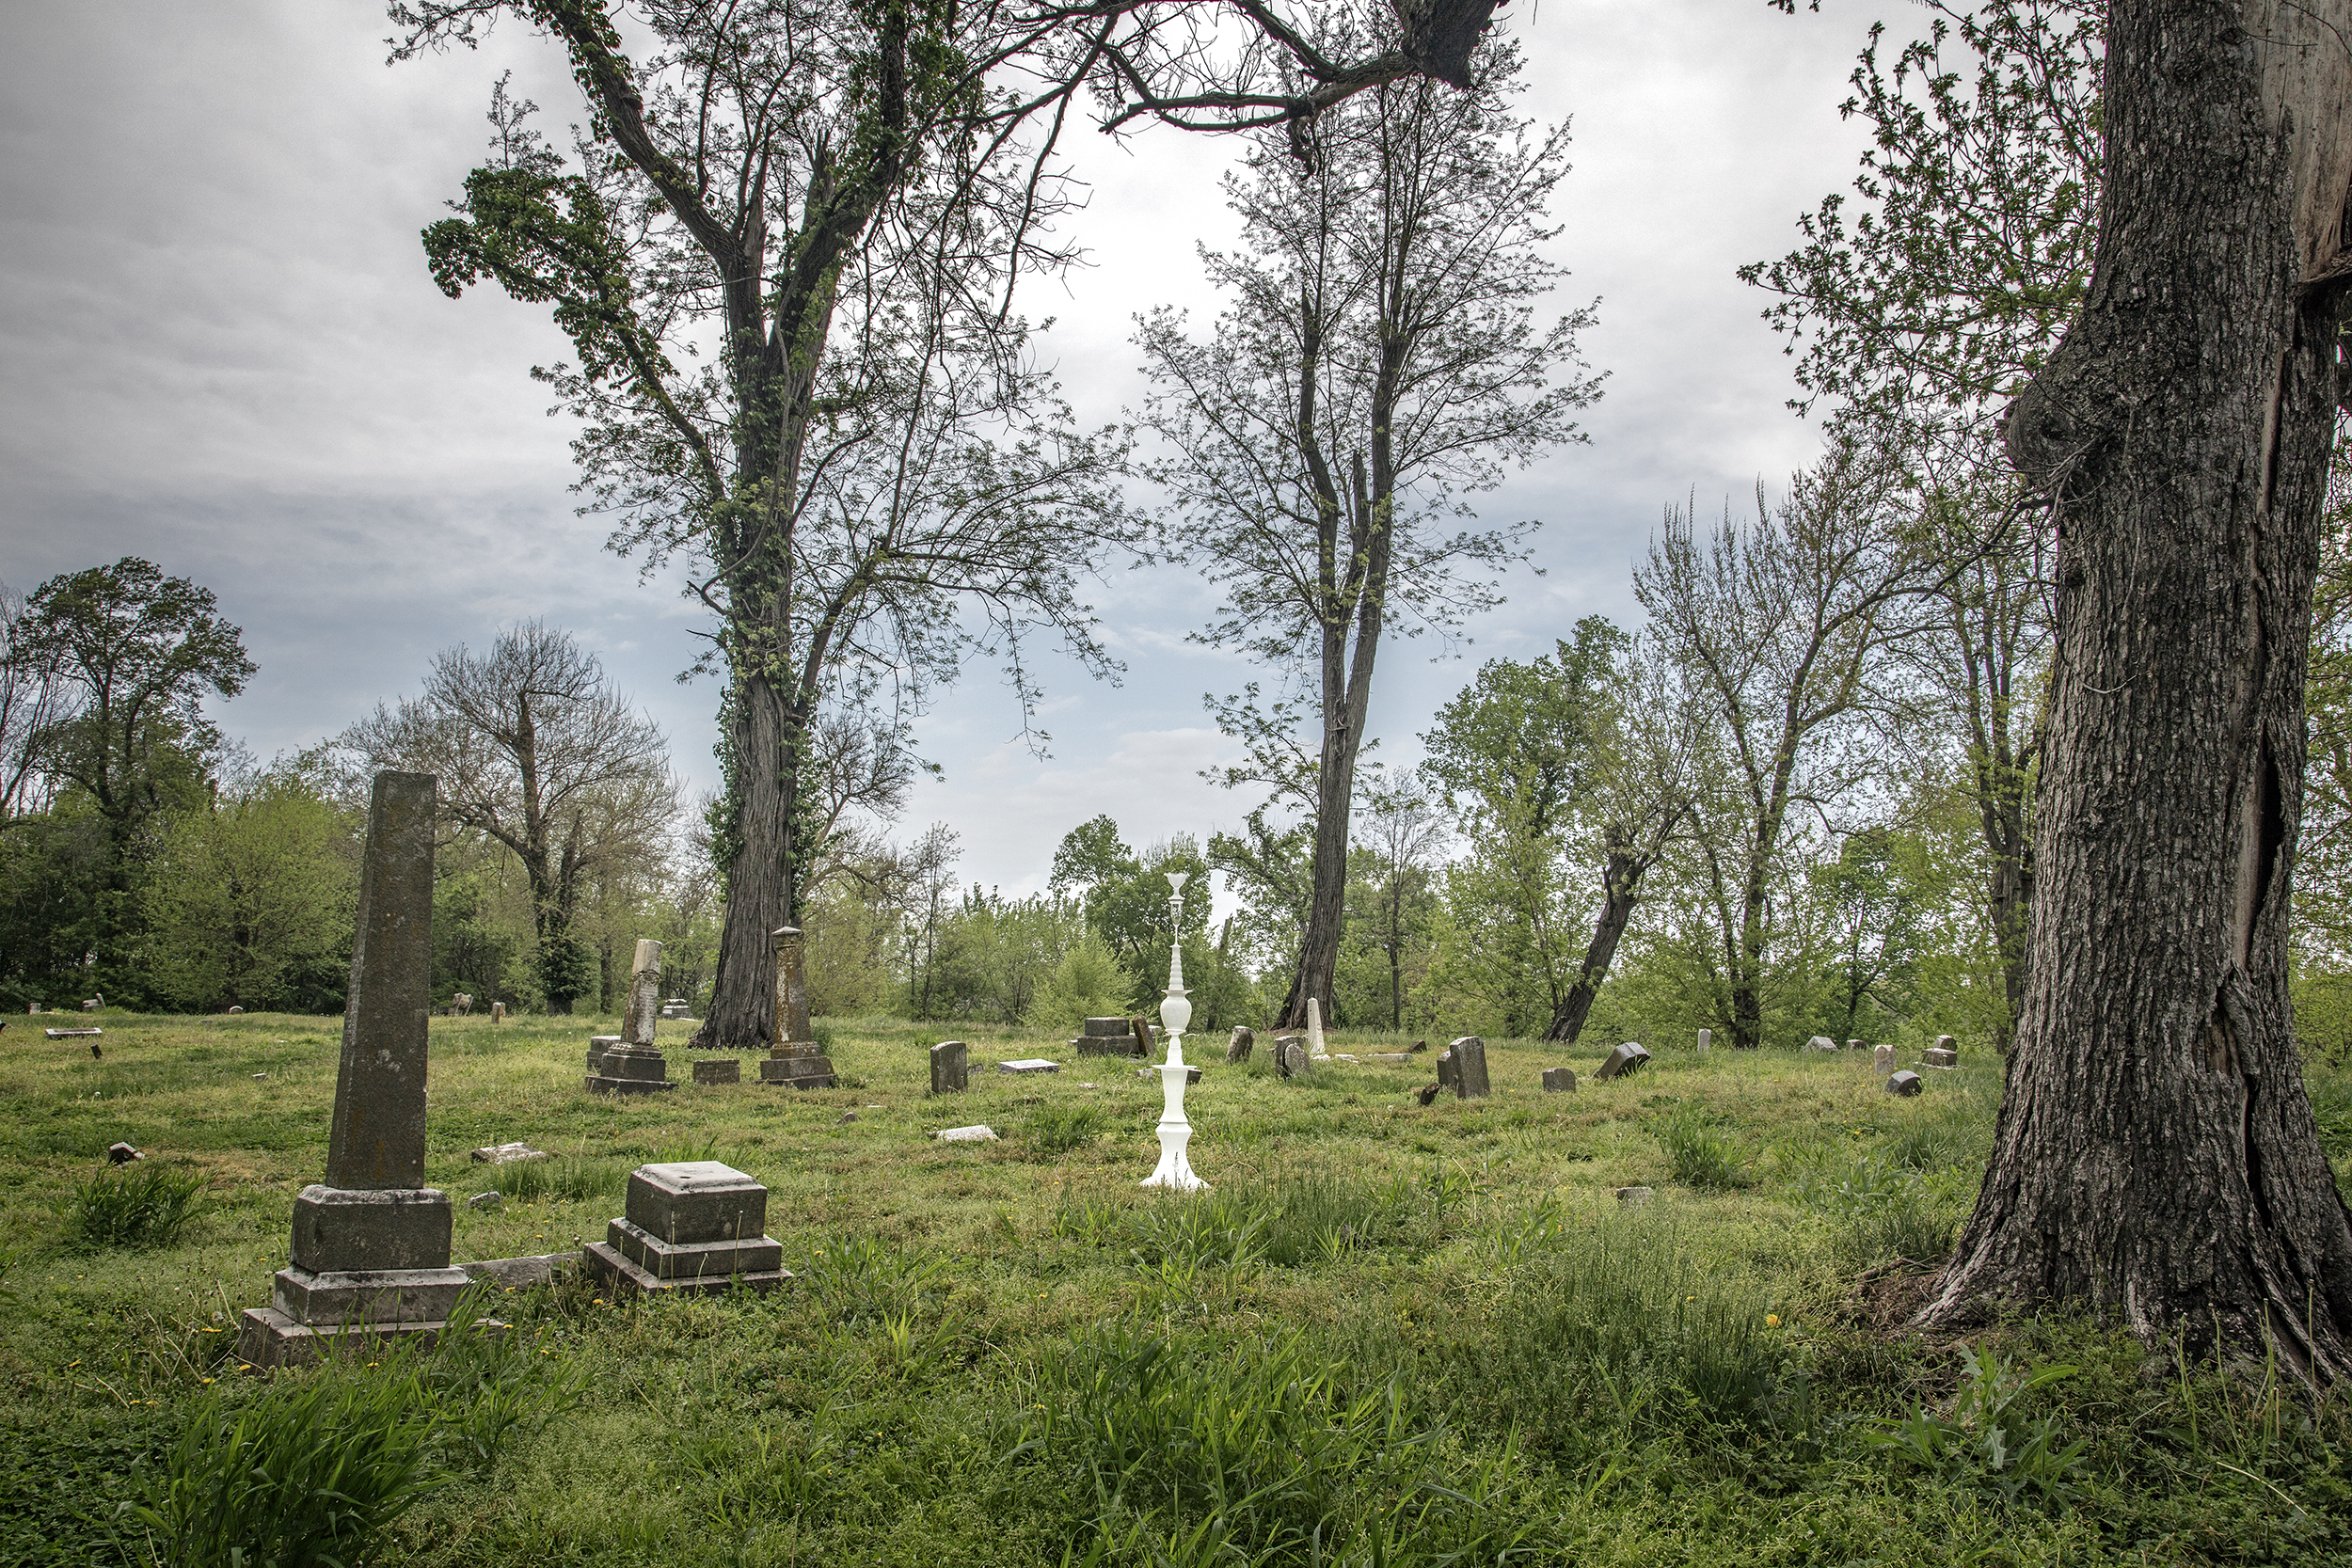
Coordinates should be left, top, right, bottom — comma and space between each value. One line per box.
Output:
692, 1059, 740, 1085
759, 927, 838, 1088
238, 771, 473, 1369
1615, 1185, 1655, 1206
1921, 1047, 1959, 1069
1805, 1036, 1838, 1053
1847, 1038, 1866, 1053
1436, 1048, 1459, 1093
1886, 1069, 1924, 1098
590, 940, 675, 1096
584, 1161, 788, 1297
1225, 1025, 1255, 1065
1873, 1044, 1897, 1076
1074, 1018, 1140, 1057
1446, 1036, 1491, 1099
1696, 1028, 1711, 1054
1415, 1083, 1442, 1106
488, 1002, 506, 1022
930, 1039, 969, 1094
1596, 1041, 1652, 1081
1541, 1067, 1578, 1093
1305, 997, 1329, 1058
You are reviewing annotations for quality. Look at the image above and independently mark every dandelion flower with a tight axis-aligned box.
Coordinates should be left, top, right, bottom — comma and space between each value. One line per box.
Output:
1765, 1314, 1782, 1328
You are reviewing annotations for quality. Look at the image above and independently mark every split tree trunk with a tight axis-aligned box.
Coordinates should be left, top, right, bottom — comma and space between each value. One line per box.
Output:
1546, 836, 1645, 1043
1919, 1, 2352, 1375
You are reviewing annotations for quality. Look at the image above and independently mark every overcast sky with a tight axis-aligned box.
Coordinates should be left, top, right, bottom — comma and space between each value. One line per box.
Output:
0, 1, 1884, 903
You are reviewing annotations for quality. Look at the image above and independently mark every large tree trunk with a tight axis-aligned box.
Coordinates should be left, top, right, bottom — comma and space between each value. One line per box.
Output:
693, 670, 798, 1050
1920, 1, 2352, 1375
1546, 838, 1646, 1043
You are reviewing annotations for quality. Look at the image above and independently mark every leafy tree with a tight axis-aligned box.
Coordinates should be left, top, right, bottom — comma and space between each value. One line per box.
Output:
0, 582, 77, 827
344, 620, 676, 1014
1137, 32, 1597, 1027
1340, 768, 1446, 1030
146, 752, 360, 1014
1636, 445, 1941, 1049
10, 558, 253, 1001
392, 3, 1136, 1051
1045, 816, 1212, 1011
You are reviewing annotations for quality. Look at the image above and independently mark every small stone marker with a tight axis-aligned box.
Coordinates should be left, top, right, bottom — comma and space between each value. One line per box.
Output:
1410, 1038, 1428, 1053
489, 1002, 506, 1022
1226, 1025, 1255, 1065
1415, 1083, 1442, 1106
469, 1142, 548, 1164
997, 1057, 1060, 1074
1447, 1037, 1491, 1099
44, 1027, 101, 1039
1074, 1018, 1138, 1057
836, 1110, 856, 1124
933, 1124, 998, 1142
584, 1161, 788, 1297
660, 997, 691, 1020
239, 770, 473, 1369
1921, 1047, 1959, 1069
1596, 1041, 1652, 1081
1541, 1067, 1578, 1093
930, 1039, 970, 1093
1847, 1038, 1866, 1052
1305, 997, 1328, 1058
1805, 1036, 1837, 1053
1873, 1043, 1896, 1076
758, 927, 839, 1088
1935, 1034, 1958, 1055
692, 1058, 740, 1085
1615, 1186, 1655, 1206
585, 1034, 621, 1072
1279, 1039, 1310, 1077
226, 1005, 242, 1014
1886, 1069, 1924, 1098
1695, 1028, 1711, 1054
468, 1191, 502, 1211
106, 1141, 140, 1164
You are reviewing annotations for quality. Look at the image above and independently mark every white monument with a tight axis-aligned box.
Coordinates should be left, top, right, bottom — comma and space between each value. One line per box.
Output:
1141, 872, 1208, 1193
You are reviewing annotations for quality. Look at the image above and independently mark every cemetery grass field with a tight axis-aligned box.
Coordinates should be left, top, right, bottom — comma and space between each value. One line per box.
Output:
3, 1017, 2352, 1566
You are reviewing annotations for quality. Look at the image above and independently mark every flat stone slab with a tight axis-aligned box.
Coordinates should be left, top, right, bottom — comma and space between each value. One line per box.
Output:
1615, 1186, 1655, 1206
932, 1125, 998, 1142
997, 1058, 1059, 1074
1921, 1047, 1959, 1069
586, 1074, 676, 1096
469, 1142, 548, 1164
43, 1028, 102, 1038
461, 1251, 580, 1290
582, 1241, 788, 1299
691, 1059, 740, 1085
236, 1306, 469, 1370
1359, 1053, 1415, 1064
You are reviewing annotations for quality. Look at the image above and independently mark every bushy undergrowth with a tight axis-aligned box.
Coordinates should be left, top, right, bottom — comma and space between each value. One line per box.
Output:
1862, 1343, 2088, 1511
112, 1311, 570, 1568
1013, 1322, 1539, 1566
67, 1163, 205, 1250
484, 1154, 628, 1203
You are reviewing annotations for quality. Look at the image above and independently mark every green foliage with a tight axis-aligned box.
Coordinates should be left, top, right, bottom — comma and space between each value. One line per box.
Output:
1025, 932, 1134, 1033
1024, 1103, 1106, 1155
484, 1155, 628, 1203
1013, 1323, 1536, 1565
1047, 818, 1212, 1011
1658, 1109, 1751, 1191
535, 932, 596, 1013
67, 1162, 205, 1250
114, 1317, 567, 1568
1861, 1344, 2088, 1512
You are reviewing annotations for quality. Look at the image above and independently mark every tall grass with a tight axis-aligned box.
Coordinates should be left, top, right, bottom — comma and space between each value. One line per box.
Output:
67, 1163, 205, 1250
484, 1155, 628, 1203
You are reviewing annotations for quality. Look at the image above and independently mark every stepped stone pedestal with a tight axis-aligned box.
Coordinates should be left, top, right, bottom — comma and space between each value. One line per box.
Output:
589, 941, 677, 1094
583, 1162, 789, 1296
1073, 1017, 1144, 1057
588, 1045, 675, 1095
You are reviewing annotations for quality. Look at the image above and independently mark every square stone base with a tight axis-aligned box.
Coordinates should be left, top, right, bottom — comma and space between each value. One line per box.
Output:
583, 1241, 789, 1298
605, 1216, 782, 1279
237, 1307, 461, 1369
273, 1263, 471, 1324
758, 1055, 836, 1088
587, 1074, 676, 1095
692, 1059, 740, 1085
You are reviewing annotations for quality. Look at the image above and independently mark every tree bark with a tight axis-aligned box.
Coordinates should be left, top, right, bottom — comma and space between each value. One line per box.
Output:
1919, 1, 2352, 1376
1547, 835, 1649, 1043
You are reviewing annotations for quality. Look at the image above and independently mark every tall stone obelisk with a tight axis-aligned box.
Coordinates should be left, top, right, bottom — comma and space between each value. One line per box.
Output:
239, 771, 470, 1367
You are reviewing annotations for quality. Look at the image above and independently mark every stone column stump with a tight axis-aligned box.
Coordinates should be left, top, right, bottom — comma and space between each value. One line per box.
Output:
759, 927, 838, 1088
